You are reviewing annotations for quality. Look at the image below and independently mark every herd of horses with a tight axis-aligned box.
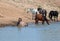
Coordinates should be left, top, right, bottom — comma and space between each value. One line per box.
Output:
27, 7, 59, 25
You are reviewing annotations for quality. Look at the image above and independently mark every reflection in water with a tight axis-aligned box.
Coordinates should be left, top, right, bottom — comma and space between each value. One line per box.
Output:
0, 22, 60, 41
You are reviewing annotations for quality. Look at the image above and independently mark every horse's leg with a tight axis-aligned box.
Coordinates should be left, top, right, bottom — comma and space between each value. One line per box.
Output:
42, 20, 44, 25
50, 15, 53, 21
56, 17, 58, 22
49, 15, 53, 21
56, 13, 59, 22
54, 16, 55, 21
45, 17, 50, 25
35, 19, 38, 24
57, 17, 58, 22
46, 19, 49, 25
42, 17, 45, 25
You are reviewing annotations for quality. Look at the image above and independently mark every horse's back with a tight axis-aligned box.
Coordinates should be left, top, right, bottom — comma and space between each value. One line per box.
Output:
49, 10, 58, 16
54, 11, 59, 16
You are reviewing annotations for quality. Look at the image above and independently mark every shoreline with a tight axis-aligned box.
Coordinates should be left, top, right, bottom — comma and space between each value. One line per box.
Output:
0, 18, 60, 27
0, 17, 34, 27
0, 0, 60, 27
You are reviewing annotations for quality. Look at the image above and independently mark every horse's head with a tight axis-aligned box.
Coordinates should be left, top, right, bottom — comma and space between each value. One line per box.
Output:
26, 8, 38, 14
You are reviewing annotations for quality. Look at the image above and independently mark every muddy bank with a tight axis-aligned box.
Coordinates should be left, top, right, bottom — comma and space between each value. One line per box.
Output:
0, 17, 34, 27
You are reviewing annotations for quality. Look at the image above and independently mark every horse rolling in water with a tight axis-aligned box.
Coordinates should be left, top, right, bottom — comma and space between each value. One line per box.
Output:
49, 10, 59, 21
27, 8, 38, 20
36, 7, 49, 25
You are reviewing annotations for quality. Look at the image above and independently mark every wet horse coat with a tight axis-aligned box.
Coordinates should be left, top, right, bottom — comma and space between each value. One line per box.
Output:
36, 8, 49, 25
35, 13, 49, 25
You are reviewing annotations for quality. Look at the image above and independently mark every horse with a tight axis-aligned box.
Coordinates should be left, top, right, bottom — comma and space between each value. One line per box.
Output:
37, 7, 47, 17
49, 10, 59, 21
35, 13, 49, 25
26, 8, 39, 20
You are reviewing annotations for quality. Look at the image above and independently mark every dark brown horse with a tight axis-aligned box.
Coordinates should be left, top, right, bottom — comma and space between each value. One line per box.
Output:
35, 13, 49, 25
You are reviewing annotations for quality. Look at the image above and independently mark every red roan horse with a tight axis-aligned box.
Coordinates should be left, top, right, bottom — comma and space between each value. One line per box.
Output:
35, 13, 50, 25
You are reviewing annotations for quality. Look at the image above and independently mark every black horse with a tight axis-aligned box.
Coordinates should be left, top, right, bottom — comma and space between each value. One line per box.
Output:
49, 10, 59, 21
